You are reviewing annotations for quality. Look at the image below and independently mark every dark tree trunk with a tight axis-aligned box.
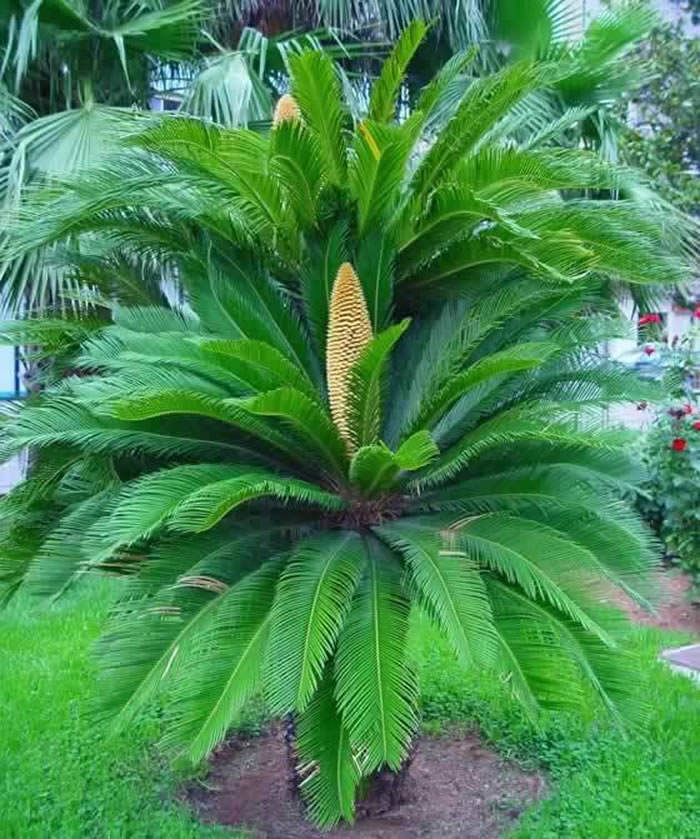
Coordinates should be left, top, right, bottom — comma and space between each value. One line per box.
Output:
356, 742, 417, 818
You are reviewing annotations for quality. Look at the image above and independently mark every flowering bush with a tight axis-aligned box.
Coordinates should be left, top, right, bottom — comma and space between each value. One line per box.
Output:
638, 332, 700, 596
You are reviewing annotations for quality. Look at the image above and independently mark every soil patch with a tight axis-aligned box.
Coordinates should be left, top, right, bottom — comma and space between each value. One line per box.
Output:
603, 571, 700, 636
186, 727, 546, 839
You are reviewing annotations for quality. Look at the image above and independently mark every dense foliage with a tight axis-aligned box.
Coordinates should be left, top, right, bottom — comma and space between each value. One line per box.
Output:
620, 15, 700, 216
0, 26, 691, 826
638, 329, 700, 596
0, 2, 660, 313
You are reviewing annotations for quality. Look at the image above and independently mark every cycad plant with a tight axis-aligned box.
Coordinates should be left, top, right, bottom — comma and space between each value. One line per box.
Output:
0, 23, 691, 827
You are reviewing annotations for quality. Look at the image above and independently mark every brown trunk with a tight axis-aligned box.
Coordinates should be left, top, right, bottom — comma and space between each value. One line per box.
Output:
355, 743, 417, 818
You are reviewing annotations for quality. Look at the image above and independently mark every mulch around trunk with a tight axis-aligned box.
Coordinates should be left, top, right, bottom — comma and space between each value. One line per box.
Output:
185, 727, 546, 839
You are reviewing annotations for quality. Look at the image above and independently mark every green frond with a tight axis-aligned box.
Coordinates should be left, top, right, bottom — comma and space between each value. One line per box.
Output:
334, 536, 418, 773
348, 431, 438, 497
96, 529, 275, 729
165, 473, 344, 534
269, 119, 324, 230
418, 408, 635, 489
0, 399, 252, 464
487, 578, 646, 724
182, 254, 315, 379
368, 20, 427, 123
376, 518, 497, 667
265, 531, 365, 714
446, 513, 620, 643
346, 319, 410, 449
348, 443, 400, 496
416, 48, 477, 126
160, 558, 283, 763
300, 221, 349, 358
405, 341, 561, 435
99, 464, 341, 555
200, 339, 318, 400
295, 670, 360, 827
241, 387, 348, 476
393, 430, 439, 471
411, 61, 551, 200
289, 49, 346, 185
349, 116, 422, 238
24, 488, 120, 600
355, 231, 396, 331
95, 389, 312, 469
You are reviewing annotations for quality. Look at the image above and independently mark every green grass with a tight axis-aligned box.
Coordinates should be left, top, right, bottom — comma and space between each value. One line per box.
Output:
2, 579, 699, 838
0, 580, 234, 839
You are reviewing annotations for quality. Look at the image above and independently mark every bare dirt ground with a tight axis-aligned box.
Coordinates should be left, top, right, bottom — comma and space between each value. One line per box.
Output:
604, 570, 700, 636
185, 570, 699, 838
186, 728, 546, 839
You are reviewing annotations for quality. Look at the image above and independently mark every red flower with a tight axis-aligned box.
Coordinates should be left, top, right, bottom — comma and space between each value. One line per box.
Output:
671, 438, 687, 452
643, 345, 655, 356
694, 305, 700, 319
639, 313, 661, 325
693, 421, 700, 431
683, 403, 693, 415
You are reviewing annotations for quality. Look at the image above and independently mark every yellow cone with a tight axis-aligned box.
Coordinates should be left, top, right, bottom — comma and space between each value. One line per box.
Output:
273, 93, 301, 127
326, 263, 372, 450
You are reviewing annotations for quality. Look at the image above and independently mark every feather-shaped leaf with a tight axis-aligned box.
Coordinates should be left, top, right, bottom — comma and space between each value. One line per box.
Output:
407, 341, 561, 433
289, 50, 347, 185
301, 221, 349, 358
349, 444, 399, 496
241, 387, 348, 476
96, 529, 274, 729
376, 517, 497, 667
355, 231, 396, 331
334, 536, 418, 773
265, 531, 365, 713
368, 20, 427, 123
486, 577, 645, 723
161, 558, 283, 762
269, 119, 324, 229
346, 319, 410, 449
200, 338, 317, 400
295, 670, 360, 826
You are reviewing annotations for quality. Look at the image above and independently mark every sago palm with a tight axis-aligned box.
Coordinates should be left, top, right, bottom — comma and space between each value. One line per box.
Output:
0, 23, 691, 827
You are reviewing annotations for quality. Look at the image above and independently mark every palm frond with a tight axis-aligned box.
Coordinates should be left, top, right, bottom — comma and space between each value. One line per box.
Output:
295, 669, 360, 827
265, 531, 365, 713
377, 517, 497, 667
160, 558, 283, 762
289, 49, 346, 185
368, 18, 427, 123
346, 319, 410, 449
334, 535, 418, 773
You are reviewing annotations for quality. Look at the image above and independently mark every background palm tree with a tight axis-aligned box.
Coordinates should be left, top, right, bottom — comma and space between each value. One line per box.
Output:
0, 26, 691, 825
0, 1, 662, 315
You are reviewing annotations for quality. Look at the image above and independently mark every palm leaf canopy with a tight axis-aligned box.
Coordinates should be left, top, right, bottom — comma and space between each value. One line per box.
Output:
0, 26, 690, 827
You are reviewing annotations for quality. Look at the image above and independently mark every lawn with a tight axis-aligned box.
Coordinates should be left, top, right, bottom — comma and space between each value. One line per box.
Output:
1, 579, 699, 838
